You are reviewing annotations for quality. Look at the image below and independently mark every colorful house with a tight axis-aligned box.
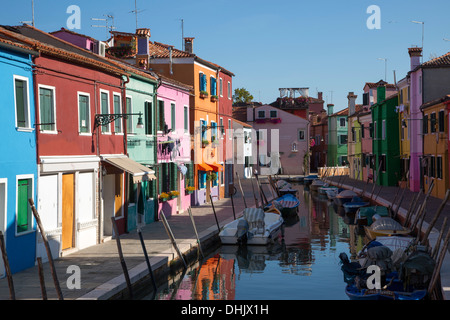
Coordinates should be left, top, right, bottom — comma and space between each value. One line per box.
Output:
232, 119, 254, 179
397, 76, 411, 187
407, 47, 450, 192
250, 105, 310, 176
347, 92, 363, 180
327, 105, 348, 167
0, 29, 39, 274
310, 109, 328, 172
421, 95, 449, 199
371, 86, 401, 186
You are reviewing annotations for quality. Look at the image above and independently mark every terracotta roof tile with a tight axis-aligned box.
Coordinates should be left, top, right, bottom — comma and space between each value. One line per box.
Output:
422, 51, 450, 67
364, 80, 396, 89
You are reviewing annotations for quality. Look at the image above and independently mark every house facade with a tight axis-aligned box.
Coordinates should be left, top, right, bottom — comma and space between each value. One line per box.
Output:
0, 29, 39, 274
397, 76, 411, 187
310, 110, 328, 172
421, 96, 449, 199
347, 92, 363, 180
232, 119, 253, 180
327, 105, 348, 167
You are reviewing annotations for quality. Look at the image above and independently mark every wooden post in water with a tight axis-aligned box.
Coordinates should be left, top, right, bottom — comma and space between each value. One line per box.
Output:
421, 189, 450, 246
432, 217, 448, 260
249, 175, 259, 208
188, 207, 205, 259
28, 199, 63, 300
0, 231, 15, 300
137, 227, 157, 292
111, 217, 133, 299
410, 180, 434, 232
229, 183, 237, 220
404, 191, 421, 227
236, 172, 247, 208
209, 194, 221, 232
160, 211, 188, 269
36, 257, 47, 300
428, 228, 450, 298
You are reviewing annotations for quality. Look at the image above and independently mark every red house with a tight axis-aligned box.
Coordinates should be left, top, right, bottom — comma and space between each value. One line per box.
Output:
6, 25, 147, 258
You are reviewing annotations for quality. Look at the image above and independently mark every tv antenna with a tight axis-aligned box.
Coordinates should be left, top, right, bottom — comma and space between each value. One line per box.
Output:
20, 0, 35, 26
130, 0, 146, 30
180, 19, 184, 50
91, 15, 116, 39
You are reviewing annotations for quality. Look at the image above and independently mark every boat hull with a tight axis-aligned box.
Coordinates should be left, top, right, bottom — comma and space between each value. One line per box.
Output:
343, 202, 369, 214
364, 226, 411, 240
345, 286, 427, 301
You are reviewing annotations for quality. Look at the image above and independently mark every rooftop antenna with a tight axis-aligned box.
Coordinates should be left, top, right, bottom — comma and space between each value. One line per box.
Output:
130, 0, 145, 30
20, 0, 35, 26
91, 15, 116, 39
180, 19, 184, 50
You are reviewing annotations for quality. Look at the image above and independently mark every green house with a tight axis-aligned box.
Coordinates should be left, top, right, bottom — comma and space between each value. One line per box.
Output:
327, 104, 349, 167
371, 86, 401, 186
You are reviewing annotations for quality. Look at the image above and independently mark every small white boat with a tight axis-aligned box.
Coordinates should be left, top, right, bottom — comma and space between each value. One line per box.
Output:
219, 208, 284, 245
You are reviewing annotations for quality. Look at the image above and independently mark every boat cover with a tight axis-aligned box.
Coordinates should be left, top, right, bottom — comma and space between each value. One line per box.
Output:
243, 208, 265, 233
337, 190, 357, 198
370, 217, 404, 231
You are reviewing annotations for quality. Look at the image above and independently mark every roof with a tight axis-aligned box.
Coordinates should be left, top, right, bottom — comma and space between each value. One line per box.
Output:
0, 25, 126, 77
364, 80, 397, 89
0, 30, 38, 55
50, 27, 99, 44
420, 94, 450, 110
330, 107, 349, 117
232, 118, 252, 128
422, 51, 450, 67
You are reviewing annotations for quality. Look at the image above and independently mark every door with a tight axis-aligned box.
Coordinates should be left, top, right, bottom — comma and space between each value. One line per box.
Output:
62, 174, 75, 250
0, 180, 6, 278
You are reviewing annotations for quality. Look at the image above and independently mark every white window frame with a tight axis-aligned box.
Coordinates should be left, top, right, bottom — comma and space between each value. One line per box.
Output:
99, 89, 111, 134
126, 95, 134, 135
170, 102, 176, 131
228, 119, 232, 140
219, 78, 223, 97
113, 92, 123, 135
13, 75, 32, 131
144, 99, 154, 137
184, 105, 189, 134
227, 81, 231, 100
157, 98, 165, 134
15, 174, 34, 236
220, 117, 224, 138
38, 84, 58, 134
298, 129, 305, 141
77, 91, 91, 136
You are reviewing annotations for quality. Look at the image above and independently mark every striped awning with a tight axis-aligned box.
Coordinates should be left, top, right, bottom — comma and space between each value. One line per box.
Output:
197, 163, 213, 172
102, 156, 156, 183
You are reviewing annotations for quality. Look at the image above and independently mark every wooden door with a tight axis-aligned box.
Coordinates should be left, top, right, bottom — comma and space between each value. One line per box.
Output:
114, 174, 123, 218
62, 174, 75, 250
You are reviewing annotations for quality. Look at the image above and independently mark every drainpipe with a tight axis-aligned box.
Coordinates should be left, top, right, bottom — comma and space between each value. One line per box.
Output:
121, 74, 130, 232
216, 68, 221, 199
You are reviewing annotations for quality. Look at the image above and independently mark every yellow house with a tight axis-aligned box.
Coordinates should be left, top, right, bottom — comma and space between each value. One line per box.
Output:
421, 95, 449, 199
397, 77, 411, 187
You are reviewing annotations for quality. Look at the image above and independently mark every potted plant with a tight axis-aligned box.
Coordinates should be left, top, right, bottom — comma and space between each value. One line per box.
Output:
169, 191, 179, 199
210, 95, 218, 102
186, 186, 195, 194
206, 172, 217, 181
200, 90, 209, 99
159, 192, 170, 202
202, 139, 210, 148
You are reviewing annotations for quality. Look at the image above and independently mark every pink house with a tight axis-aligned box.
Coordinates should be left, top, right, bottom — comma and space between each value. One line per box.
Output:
249, 105, 310, 175
156, 75, 193, 217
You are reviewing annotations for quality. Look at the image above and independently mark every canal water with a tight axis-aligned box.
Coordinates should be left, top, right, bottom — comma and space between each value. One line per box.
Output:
145, 184, 365, 300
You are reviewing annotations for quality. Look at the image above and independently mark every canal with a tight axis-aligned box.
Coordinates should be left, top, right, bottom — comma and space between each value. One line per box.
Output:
144, 184, 365, 300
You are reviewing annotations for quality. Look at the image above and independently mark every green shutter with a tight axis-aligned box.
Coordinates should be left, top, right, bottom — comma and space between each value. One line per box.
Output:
17, 179, 31, 233
114, 95, 122, 133
79, 95, 89, 133
15, 79, 27, 127
171, 103, 176, 130
101, 92, 110, 132
184, 106, 188, 132
39, 87, 55, 131
145, 101, 153, 135
126, 97, 132, 133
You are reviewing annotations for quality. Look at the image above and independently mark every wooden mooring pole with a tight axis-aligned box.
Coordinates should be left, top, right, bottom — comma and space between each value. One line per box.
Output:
0, 231, 15, 300
160, 211, 188, 269
229, 183, 237, 220
137, 227, 157, 292
188, 207, 205, 259
236, 172, 247, 208
209, 194, 221, 232
111, 217, 133, 299
36, 257, 47, 300
28, 199, 63, 300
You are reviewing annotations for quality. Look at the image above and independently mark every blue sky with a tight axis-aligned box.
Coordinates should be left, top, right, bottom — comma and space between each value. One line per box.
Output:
2, 0, 450, 110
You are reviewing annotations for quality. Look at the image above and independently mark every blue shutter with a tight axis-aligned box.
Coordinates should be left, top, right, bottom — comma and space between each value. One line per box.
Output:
202, 74, 207, 92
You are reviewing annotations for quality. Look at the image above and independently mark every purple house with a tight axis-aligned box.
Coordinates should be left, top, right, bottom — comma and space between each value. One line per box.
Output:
156, 75, 193, 217
50, 28, 106, 56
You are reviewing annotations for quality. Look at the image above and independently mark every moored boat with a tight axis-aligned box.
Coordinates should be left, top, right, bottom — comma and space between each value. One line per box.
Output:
219, 208, 284, 245
355, 206, 389, 226
343, 197, 370, 214
309, 179, 326, 192
265, 193, 300, 217
335, 190, 358, 206
364, 217, 411, 240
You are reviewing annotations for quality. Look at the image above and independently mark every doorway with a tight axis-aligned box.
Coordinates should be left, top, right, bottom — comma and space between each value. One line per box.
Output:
62, 174, 75, 251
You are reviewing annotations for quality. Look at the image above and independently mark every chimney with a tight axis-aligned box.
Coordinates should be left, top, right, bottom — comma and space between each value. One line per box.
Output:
347, 92, 357, 115
136, 28, 151, 69
318, 92, 323, 101
184, 37, 195, 54
408, 47, 422, 71
327, 104, 334, 116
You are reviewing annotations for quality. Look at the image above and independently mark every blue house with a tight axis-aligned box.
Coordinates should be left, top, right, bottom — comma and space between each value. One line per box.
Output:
0, 31, 39, 275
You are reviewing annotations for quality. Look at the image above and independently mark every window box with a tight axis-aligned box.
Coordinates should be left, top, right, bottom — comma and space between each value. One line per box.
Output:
202, 139, 210, 148
255, 118, 267, 124
185, 186, 195, 195
159, 192, 170, 202
210, 95, 218, 102
169, 191, 179, 199
270, 117, 281, 124
200, 91, 209, 99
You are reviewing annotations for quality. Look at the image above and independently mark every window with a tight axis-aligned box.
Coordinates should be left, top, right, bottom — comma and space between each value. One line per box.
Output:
270, 110, 278, 118
199, 73, 207, 93
429, 156, 435, 178
351, 127, 356, 142
14, 76, 30, 129
78, 93, 90, 134
374, 121, 377, 139
39, 86, 56, 132
380, 155, 386, 172
423, 114, 428, 134
382, 120, 386, 140
339, 117, 346, 127
258, 110, 265, 118
100, 91, 110, 133
171, 102, 176, 131
184, 106, 189, 133
228, 119, 232, 140
159, 162, 178, 193
201, 120, 207, 141
361, 124, 365, 138
220, 117, 224, 136
430, 112, 437, 133
126, 96, 133, 134
211, 121, 217, 142
145, 101, 153, 135
227, 81, 231, 99
369, 123, 373, 138
438, 110, 445, 132
199, 171, 206, 189
292, 142, 297, 151
210, 77, 217, 96
16, 177, 33, 234
339, 134, 348, 145
437, 156, 443, 179
298, 130, 305, 141
113, 93, 122, 133
157, 100, 165, 132
219, 78, 223, 97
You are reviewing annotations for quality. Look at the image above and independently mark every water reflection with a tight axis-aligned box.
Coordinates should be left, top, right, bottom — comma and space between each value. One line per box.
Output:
149, 184, 366, 300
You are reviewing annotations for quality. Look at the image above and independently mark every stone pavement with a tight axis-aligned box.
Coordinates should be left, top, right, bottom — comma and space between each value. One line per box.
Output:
0, 178, 274, 300
325, 175, 450, 300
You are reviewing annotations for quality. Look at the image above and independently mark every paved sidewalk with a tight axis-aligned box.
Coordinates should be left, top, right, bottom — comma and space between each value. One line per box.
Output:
0, 178, 273, 300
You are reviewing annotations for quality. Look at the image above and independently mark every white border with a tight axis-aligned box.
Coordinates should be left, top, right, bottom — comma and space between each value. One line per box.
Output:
15, 174, 34, 236
13, 75, 33, 132
37, 84, 58, 134
77, 92, 91, 136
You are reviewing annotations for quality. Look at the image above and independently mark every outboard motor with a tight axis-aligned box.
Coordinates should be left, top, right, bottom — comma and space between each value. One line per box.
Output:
339, 252, 364, 285
236, 219, 249, 245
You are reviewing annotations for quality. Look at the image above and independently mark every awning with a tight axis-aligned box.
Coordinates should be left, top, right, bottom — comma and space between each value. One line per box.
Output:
197, 163, 213, 172
103, 156, 157, 183
209, 162, 223, 172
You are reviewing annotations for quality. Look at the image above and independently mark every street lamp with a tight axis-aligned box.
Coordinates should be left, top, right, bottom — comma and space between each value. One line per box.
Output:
377, 58, 387, 82
93, 112, 144, 132
411, 20, 424, 62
